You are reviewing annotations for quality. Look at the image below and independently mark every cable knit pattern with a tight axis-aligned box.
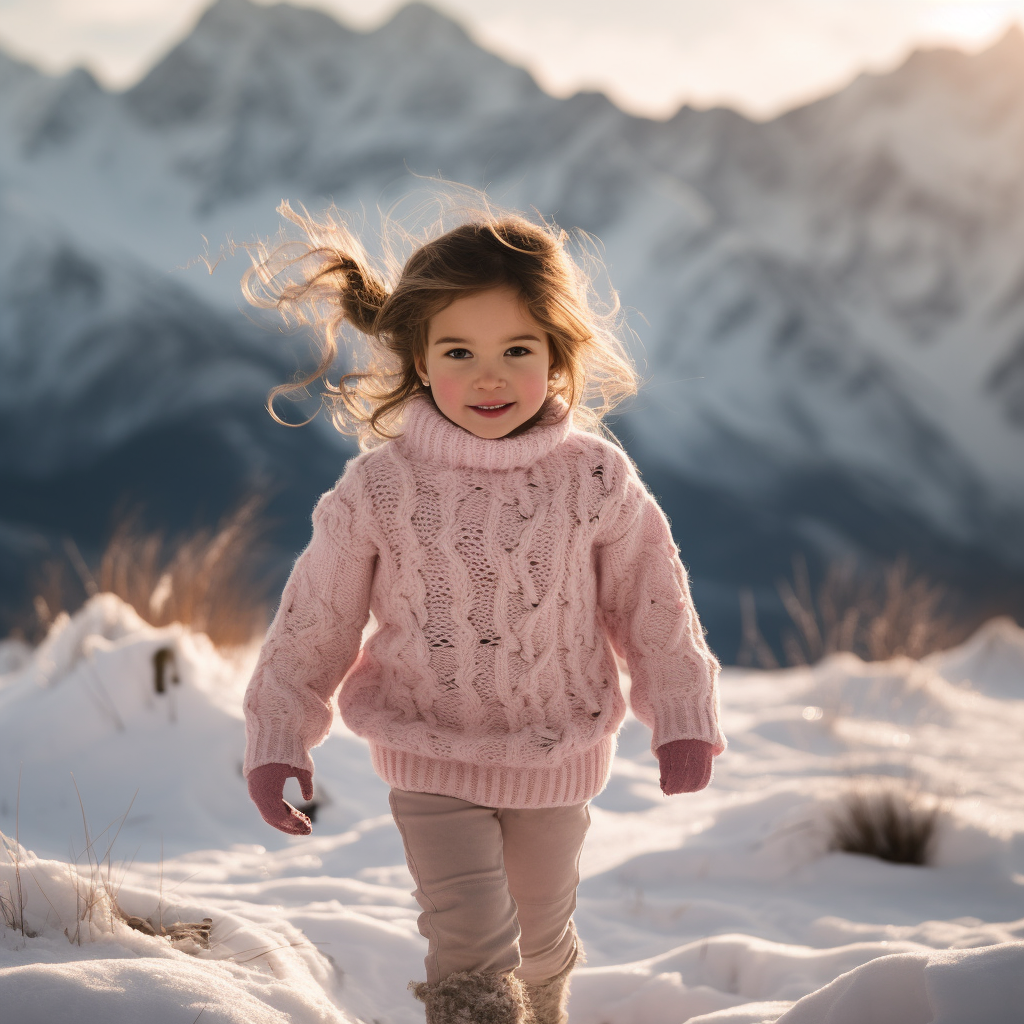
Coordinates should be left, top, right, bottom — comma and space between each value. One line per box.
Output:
243, 396, 726, 808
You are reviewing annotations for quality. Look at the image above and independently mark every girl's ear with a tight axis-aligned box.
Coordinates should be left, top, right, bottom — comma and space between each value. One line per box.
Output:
548, 349, 562, 381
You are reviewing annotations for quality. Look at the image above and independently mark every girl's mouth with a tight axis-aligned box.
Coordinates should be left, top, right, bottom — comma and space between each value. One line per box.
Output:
470, 402, 514, 418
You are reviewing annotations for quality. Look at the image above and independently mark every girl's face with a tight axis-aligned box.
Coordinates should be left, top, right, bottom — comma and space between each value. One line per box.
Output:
417, 286, 553, 439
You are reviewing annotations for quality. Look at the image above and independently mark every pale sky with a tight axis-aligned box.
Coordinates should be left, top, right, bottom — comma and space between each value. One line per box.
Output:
0, 0, 1021, 119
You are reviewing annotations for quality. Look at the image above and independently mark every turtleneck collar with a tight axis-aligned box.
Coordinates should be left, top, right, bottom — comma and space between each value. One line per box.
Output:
397, 395, 574, 471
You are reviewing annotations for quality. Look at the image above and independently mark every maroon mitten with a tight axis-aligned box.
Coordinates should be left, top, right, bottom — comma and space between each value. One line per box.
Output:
656, 739, 715, 795
247, 763, 314, 835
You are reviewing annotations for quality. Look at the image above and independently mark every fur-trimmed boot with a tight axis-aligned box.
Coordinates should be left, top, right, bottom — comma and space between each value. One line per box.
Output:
411, 970, 535, 1024
524, 935, 584, 1024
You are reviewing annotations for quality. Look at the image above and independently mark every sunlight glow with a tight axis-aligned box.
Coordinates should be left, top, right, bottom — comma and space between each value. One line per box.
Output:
0, 0, 1022, 119
923, 3, 1021, 42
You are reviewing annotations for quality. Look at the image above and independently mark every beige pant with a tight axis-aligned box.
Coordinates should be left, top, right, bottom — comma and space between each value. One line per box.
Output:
389, 788, 590, 986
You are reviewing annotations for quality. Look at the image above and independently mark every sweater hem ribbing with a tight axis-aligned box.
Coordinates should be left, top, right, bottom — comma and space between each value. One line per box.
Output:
369, 736, 616, 808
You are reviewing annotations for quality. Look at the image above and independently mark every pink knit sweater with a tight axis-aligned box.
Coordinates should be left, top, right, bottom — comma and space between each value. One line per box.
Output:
243, 396, 725, 808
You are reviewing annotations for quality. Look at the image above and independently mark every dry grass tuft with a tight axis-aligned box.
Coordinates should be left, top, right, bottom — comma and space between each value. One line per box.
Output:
0, 842, 30, 936
25, 499, 271, 648
0, 768, 30, 937
739, 554, 974, 668
97, 497, 270, 647
62, 775, 137, 944
119, 912, 213, 949
829, 781, 942, 866
2, 782, 214, 951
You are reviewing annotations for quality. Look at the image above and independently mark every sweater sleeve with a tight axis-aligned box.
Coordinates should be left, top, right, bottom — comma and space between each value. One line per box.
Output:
243, 459, 377, 777
596, 467, 726, 756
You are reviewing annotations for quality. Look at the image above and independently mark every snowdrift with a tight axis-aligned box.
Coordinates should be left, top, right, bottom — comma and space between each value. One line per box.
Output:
1, 595, 1023, 1022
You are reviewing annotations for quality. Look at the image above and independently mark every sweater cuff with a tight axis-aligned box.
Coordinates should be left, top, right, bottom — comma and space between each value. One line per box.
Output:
650, 711, 727, 757
243, 719, 316, 778
639, 667, 726, 755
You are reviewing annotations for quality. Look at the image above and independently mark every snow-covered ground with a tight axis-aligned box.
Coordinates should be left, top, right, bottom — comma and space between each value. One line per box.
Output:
1, 594, 1022, 1022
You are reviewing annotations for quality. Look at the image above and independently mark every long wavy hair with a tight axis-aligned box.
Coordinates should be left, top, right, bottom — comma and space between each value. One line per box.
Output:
242, 192, 638, 448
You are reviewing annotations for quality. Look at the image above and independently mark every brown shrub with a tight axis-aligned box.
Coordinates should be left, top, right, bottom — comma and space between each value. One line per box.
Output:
828, 781, 943, 866
21, 499, 271, 648
96, 498, 270, 647
739, 554, 975, 668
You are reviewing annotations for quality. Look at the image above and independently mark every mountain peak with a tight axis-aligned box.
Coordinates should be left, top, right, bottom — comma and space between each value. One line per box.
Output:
0, 48, 46, 88
195, 0, 258, 30
191, 0, 468, 45
379, 2, 472, 41
190, 0, 353, 42
977, 20, 1024, 75
990, 21, 1024, 54
124, 0, 356, 126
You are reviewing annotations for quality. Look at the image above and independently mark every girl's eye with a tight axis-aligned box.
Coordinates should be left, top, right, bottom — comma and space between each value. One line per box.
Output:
443, 348, 472, 359
506, 346, 531, 357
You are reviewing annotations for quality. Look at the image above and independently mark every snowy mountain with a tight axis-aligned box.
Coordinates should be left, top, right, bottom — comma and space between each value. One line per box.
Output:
629, 30, 1024, 487
0, 201, 350, 621
1, 0, 1022, 652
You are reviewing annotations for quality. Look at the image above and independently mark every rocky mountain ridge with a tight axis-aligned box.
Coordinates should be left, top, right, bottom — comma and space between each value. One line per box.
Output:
1, 0, 1022, 651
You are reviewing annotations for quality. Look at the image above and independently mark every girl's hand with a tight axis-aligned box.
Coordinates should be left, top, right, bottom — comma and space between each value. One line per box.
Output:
247, 763, 315, 835
656, 739, 715, 795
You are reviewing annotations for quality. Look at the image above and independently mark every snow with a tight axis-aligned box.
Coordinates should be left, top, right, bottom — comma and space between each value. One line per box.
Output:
2, 595, 1022, 1022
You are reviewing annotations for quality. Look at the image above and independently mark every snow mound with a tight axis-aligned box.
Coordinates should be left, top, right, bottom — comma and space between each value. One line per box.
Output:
808, 655, 962, 727
571, 936, 1024, 1023
771, 941, 1024, 1024
0, 841, 354, 1024
688, 1004, 794, 1024
3, 961, 335, 1024
0, 594, 389, 860
572, 933, 930, 1022
3, 597, 1024, 1022
925, 616, 1024, 700
0, 636, 30, 678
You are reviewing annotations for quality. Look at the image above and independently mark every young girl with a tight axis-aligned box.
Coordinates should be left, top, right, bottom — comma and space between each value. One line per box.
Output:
241, 201, 726, 1024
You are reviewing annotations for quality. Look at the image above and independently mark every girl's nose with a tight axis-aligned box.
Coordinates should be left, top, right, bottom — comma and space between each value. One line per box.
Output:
474, 364, 506, 389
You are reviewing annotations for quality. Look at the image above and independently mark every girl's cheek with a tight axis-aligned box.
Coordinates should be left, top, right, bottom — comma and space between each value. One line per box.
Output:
430, 375, 465, 410
520, 368, 551, 404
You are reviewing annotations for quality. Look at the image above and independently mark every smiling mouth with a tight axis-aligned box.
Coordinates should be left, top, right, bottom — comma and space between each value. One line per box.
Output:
470, 402, 513, 411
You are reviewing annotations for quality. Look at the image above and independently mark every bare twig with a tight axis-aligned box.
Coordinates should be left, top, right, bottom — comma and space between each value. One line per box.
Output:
14, 766, 25, 936
81, 657, 126, 732
26, 866, 65, 934
0, 826, 34, 937
225, 940, 313, 965
737, 588, 778, 670
62, 537, 98, 598
158, 837, 164, 933
0, 880, 17, 930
